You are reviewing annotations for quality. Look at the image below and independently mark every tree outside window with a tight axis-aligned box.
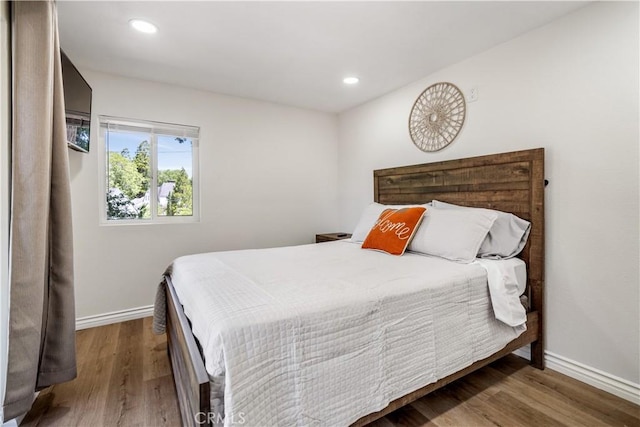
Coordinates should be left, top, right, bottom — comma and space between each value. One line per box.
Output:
101, 117, 199, 223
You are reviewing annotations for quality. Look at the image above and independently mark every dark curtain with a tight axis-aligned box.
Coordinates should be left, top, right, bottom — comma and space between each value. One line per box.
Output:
2, 0, 76, 420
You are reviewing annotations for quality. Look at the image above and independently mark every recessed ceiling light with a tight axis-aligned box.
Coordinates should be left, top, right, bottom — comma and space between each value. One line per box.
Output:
129, 19, 158, 34
343, 76, 360, 85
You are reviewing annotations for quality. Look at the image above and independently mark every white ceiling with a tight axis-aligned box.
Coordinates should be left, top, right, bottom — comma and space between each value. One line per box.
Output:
57, 1, 588, 113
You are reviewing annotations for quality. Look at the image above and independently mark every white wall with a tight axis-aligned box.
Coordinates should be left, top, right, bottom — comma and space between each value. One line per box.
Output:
68, 71, 339, 319
337, 1, 639, 387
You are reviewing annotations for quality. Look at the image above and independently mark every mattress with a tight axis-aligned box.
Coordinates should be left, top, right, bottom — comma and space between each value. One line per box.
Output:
169, 240, 526, 426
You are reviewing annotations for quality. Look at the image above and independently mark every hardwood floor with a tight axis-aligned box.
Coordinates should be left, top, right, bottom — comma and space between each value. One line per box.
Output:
23, 318, 180, 427
23, 318, 639, 427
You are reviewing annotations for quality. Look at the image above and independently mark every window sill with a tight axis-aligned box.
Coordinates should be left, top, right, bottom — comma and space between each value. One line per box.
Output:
99, 216, 200, 226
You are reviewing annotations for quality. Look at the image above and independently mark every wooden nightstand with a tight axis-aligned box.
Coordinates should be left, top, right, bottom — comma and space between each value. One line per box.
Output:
315, 232, 352, 243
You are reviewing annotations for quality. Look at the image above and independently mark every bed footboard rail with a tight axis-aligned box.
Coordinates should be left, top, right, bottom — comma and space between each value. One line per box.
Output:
165, 276, 211, 426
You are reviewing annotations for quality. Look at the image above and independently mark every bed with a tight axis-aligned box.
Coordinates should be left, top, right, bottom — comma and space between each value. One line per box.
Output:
157, 148, 545, 426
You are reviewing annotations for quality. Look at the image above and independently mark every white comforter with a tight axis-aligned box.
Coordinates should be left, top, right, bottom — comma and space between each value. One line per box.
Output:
170, 241, 526, 426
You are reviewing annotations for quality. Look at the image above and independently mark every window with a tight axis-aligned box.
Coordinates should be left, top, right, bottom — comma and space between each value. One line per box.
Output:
99, 116, 199, 223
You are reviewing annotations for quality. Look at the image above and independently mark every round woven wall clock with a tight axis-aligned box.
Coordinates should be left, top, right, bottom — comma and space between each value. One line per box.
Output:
408, 82, 466, 152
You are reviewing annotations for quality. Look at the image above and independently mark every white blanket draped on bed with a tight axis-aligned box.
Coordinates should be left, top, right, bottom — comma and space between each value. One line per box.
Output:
168, 241, 526, 426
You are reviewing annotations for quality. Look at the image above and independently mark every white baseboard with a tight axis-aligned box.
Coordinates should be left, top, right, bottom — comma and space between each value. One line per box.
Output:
512, 346, 640, 405
545, 350, 640, 405
75, 305, 154, 330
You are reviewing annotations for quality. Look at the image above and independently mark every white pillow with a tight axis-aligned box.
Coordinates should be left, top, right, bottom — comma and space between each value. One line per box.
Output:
351, 202, 431, 243
408, 207, 497, 263
474, 258, 527, 327
432, 200, 531, 259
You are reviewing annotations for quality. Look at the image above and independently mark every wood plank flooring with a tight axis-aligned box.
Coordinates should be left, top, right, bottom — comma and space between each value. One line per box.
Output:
23, 318, 639, 427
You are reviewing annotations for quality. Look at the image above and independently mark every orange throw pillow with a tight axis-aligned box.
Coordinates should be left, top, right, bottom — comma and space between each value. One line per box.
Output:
362, 207, 427, 255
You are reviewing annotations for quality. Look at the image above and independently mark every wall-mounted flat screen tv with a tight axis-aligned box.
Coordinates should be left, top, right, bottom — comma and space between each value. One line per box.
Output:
61, 49, 92, 153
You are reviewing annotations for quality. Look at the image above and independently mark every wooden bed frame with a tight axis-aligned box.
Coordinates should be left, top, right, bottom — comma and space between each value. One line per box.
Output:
164, 148, 545, 426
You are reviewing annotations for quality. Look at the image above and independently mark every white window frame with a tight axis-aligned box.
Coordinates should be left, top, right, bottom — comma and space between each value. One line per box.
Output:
98, 115, 200, 225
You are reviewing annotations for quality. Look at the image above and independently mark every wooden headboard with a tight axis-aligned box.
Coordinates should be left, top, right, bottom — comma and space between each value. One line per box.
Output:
374, 148, 545, 363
